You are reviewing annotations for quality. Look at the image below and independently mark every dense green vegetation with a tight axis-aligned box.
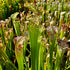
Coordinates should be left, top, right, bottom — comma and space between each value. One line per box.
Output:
0, 0, 70, 70
0, 0, 24, 20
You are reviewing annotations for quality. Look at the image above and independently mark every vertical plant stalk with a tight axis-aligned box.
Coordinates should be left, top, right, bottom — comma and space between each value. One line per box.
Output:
61, 0, 64, 11
49, 41, 54, 70
54, 46, 61, 70
11, 12, 21, 36
13, 36, 26, 70
40, 41, 44, 70
0, 22, 6, 53
0, 65, 2, 70
13, 21, 21, 36
23, 38, 29, 70
6, 28, 14, 58
0, 23, 6, 46
29, 23, 42, 70
54, 45, 65, 70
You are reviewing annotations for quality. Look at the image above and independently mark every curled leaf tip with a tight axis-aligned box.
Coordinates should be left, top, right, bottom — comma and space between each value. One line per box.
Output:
13, 36, 26, 45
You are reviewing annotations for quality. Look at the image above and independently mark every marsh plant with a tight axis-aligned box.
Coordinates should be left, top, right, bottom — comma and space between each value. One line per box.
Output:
0, 0, 70, 70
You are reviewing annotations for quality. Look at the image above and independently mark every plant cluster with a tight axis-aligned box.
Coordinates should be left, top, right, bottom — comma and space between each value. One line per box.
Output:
0, 0, 24, 20
0, 0, 70, 70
